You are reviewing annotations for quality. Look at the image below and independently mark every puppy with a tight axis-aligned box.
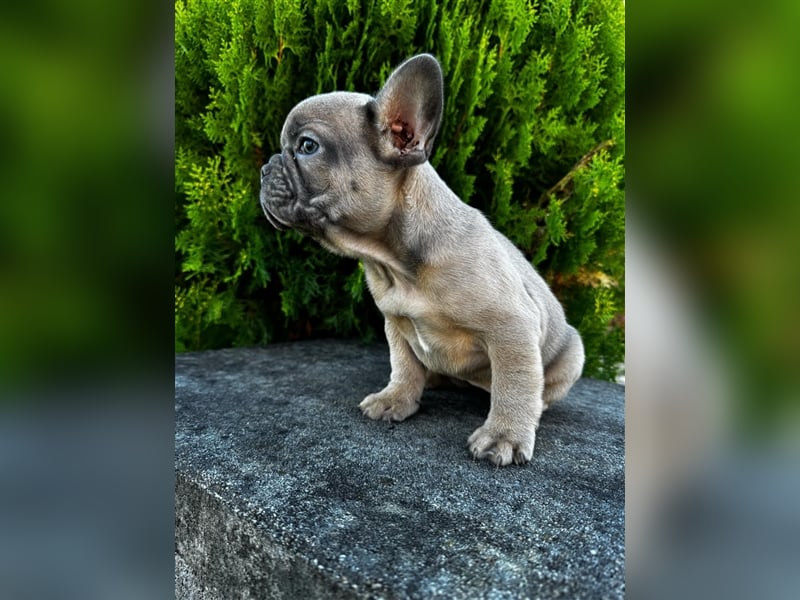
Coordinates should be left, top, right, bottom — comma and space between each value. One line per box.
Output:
260, 54, 584, 466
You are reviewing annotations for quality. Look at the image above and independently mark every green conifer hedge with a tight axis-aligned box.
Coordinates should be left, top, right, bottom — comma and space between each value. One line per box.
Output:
175, 0, 625, 380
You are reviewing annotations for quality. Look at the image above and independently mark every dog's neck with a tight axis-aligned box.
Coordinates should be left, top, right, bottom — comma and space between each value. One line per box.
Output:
395, 163, 471, 263
321, 225, 412, 280
319, 163, 466, 282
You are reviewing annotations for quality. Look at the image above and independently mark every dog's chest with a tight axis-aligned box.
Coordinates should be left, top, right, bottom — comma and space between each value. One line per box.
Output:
364, 262, 490, 387
392, 314, 490, 389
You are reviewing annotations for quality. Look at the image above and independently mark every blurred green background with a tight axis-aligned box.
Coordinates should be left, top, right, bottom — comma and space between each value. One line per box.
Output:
0, 1, 172, 395
628, 0, 800, 432
627, 4, 800, 597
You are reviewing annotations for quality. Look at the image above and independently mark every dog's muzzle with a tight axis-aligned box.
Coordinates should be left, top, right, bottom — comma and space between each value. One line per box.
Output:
259, 154, 294, 231
259, 152, 329, 236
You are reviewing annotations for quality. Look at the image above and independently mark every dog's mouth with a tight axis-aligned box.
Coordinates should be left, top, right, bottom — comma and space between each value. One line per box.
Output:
262, 205, 290, 231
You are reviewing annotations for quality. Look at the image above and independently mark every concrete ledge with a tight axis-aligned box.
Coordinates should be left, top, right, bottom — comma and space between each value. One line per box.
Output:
175, 340, 625, 598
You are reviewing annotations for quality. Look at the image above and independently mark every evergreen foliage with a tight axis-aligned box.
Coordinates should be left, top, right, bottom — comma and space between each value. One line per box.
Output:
175, 0, 625, 380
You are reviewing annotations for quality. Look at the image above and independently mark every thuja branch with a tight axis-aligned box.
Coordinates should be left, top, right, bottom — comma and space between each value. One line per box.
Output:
540, 139, 614, 204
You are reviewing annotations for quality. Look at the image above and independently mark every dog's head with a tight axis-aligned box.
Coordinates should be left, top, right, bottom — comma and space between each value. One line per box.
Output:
259, 54, 443, 239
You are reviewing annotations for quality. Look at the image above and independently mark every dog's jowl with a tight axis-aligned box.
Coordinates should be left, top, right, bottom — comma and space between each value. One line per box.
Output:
260, 54, 584, 466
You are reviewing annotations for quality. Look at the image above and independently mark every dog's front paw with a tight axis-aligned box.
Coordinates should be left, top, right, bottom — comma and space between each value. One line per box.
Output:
360, 386, 420, 422
467, 422, 536, 466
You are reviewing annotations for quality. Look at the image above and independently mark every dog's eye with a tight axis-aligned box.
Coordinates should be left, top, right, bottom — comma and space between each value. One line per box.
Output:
297, 137, 319, 156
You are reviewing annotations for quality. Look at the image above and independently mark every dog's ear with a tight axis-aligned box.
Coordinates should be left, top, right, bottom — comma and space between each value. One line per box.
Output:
370, 54, 444, 168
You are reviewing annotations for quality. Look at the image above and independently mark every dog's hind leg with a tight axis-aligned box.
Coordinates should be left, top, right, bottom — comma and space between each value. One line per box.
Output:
543, 327, 585, 407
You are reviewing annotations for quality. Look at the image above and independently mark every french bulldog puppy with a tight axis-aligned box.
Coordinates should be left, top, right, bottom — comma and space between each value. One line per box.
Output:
260, 54, 584, 466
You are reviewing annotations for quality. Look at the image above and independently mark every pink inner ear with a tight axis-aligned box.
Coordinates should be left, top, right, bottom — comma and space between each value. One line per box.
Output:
390, 117, 416, 151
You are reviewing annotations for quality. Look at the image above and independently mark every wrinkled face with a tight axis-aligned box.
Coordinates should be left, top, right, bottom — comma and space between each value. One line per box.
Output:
260, 54, 444, 241
259, 92, 395, 238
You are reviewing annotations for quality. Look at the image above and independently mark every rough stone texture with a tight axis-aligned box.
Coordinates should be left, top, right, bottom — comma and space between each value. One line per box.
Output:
175, 340, 624, 599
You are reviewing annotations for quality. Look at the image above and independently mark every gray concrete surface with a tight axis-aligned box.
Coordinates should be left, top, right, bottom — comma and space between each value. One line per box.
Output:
175, 340, 624, 599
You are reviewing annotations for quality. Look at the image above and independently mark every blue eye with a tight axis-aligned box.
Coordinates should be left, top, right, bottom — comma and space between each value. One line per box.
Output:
297, 137, 319, 155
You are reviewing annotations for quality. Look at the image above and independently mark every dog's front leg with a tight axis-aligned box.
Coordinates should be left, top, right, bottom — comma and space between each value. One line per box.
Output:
360, 319, 426, 421
468, 331, 544, 466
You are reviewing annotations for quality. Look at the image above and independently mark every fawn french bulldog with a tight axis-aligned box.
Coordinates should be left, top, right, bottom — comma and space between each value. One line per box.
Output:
260, 54, 584, 465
